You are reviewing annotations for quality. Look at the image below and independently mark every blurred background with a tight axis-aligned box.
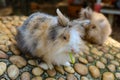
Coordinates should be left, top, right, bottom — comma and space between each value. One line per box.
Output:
0, 0, 120, 42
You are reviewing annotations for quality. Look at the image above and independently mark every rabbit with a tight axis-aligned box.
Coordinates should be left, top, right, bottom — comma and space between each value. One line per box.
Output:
16, 9, 86, 69
75, 7, 112, 45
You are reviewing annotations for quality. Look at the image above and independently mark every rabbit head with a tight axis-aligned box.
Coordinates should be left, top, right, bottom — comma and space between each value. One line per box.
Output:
79, 7, 112, 45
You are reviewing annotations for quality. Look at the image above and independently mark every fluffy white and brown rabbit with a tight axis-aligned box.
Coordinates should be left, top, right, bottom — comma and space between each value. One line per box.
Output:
16, 9, 85, 69
76, 7, 112, 45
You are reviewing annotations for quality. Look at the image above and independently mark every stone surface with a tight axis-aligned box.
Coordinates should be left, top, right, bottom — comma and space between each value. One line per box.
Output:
74, 63, 88, 75
104, 54, 114, 60
91, 48, 103, 56
47, 69, 56, 77
64, 66, 75, 74
10, 45, 20, 55
21, 72, 30, 80
32, 67, 43, 76
110, 60, 119, 66
28, 60, 37, 66
58, 77, 65, 80
0, 78, 6, 80
115, 72, 120, 79
103, 72, 115, 80
96, 61, 105, 69
89, 65, 100, 78
0, 51, 8, 58
32, 77, 42, 80
0, 62, 7, 76
81, 76, 89, 80
55, 66, 64, 74
7, 65, 19, 80
0, 16, 120, 80
79, 56, 88, 64
100, 57, 107, 64
45, 78, 56, 80
87, 56, 94, 63
0, 45, 9, 52
116, 53, 120, 59
9, 55, 27, 68
107, 64, 116, 72
67, 74, 77, 80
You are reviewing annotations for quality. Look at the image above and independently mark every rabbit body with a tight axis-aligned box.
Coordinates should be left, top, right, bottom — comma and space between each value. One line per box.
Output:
16, 10, 85, 69
79, 7, 112, 45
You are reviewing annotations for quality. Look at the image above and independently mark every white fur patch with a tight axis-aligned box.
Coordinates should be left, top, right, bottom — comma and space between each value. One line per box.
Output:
73, 19, 90, 25
69, 28, 83, 53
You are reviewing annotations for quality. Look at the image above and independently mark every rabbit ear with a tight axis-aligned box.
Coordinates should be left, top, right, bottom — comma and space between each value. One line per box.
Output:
99, 19, 106, 28
56, 8, 69, 27
80, 7, 93, 19
80, 20, 90, 28
86, 7, 93, 18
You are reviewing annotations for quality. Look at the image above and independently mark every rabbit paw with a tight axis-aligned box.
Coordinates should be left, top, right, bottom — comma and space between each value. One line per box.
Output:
39, 62, 54, 70
63, 62, 71, 66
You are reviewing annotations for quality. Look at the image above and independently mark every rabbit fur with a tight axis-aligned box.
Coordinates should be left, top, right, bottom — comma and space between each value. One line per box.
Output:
16, 9, 86, 69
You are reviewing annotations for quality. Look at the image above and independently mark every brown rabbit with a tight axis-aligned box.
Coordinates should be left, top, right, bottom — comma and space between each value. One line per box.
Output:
16, 9, 85, 69
78, 7, 112, 45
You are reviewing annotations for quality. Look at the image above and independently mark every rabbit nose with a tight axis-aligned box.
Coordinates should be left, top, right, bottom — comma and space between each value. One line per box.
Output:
71, 49, 75, 54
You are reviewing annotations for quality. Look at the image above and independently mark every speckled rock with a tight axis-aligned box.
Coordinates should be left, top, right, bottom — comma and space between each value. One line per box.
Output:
96, 61, 105, 69
47, 69, 56, 77
111, 47, 119, 53
32, 67, 43, 76
0, 45, 9, 52
10, 45, 20, 55
116, 53, 120, 59
32, 77, 42, 80
45, 78, 56, 80
21, 72, 30, 80
7, 65, 19, 80
93, 55, 99, 60
10, 38, 17, 45
5, 40, 12, 46
28, 60, 37, 66
58, 77, 65, 80
55, 66, 64, 74
81, 76, 89, 80
89, 65, 100, 78
115, 72, 120, 79
0, 62, 7, 76
79, 52, 84, 56
110, 60, 119, 66
0, 78, 6, 80
0, 35, 9, 41
104, 54, 114, 60
87, 56, 94, 63
79, 56, 88, 64
103, 72, 115, 80
0, 51, 8, 58
64, 66, 75, 74
67, 74, 77, 80
9, 55, 27, 68
107, 64, 116, 72
91, 48, 103, 56
74, 63, 88, 75
100, 57, 107, 64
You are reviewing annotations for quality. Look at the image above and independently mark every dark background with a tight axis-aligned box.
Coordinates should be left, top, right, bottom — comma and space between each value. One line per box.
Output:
0, 0, 120, 42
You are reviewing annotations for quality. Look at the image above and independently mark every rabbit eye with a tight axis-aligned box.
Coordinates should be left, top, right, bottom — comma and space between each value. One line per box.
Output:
92, 26, 96, 29
63, 36, 67, 40
69, 25, 72, 28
